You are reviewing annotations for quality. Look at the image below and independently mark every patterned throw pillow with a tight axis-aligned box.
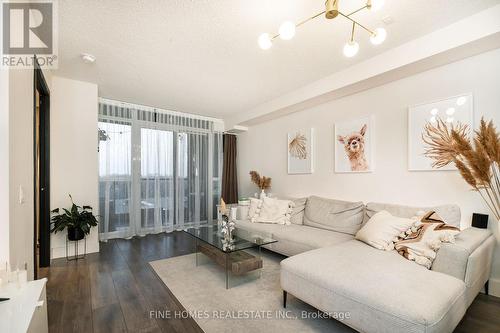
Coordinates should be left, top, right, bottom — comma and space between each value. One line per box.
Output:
254, 197, 293, 225
394, 211, 460, 269
247, 198, 262, 221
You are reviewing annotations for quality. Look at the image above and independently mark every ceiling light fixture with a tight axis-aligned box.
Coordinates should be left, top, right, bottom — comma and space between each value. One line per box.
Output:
446, 107, 456, 116
258, 33, 273, 50
370, 27, 387, 45
367, 0, 385, 12
279, 21, 296, 40
456, 96, 467, 106
258, 0, 387, 57
343, 23, 359, 57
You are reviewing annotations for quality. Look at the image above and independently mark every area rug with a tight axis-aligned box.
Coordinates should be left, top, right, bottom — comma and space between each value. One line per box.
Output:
150, 250, 354, 333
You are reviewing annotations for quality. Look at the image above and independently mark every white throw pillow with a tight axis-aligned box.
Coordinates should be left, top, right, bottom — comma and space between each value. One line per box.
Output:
255, 197, 293, 225
247, 198, 262, 221
355, 210, 416, 251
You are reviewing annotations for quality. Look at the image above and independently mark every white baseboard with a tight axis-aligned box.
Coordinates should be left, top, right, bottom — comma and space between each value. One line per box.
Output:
489, 278, 500, 297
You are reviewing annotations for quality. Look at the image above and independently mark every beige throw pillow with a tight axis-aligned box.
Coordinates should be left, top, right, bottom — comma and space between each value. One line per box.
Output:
355, 210, 416, 251
395, 211, 460, 269
255, 197, 293, 225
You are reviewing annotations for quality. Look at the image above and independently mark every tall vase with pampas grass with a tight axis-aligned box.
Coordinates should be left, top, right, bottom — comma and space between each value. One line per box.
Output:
249, 171, 272, 199
422, 117, 500, 222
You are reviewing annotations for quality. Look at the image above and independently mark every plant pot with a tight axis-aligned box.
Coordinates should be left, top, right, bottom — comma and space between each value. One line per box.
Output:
260, 189, 267, 199
67, 227, 85, 241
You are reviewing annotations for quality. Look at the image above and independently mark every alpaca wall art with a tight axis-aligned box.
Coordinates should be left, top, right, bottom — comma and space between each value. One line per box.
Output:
335, 116, 374, 173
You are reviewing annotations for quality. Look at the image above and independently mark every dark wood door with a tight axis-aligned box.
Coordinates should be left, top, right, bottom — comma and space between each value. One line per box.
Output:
34, 60, 51, 279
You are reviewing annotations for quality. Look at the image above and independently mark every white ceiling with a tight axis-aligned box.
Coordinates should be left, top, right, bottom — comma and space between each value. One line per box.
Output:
55, 0, 500, 118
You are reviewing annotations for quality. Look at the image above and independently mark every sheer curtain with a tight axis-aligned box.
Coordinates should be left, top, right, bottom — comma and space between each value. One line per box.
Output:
98, 99, 223, 240
140, 127, 175, 234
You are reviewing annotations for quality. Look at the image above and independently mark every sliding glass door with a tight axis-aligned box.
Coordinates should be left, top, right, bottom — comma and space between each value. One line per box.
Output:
98, 121, 133, 239
98, 101, 222, 241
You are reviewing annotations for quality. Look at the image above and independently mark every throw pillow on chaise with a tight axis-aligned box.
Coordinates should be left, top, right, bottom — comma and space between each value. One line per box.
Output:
355, 210, 416, 250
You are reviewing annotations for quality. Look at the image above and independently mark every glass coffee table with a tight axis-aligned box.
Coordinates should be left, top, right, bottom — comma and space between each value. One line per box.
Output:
184, 223, 277, 289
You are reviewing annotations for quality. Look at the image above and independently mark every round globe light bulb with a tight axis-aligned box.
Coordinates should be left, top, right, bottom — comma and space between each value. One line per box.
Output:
446, 107, 456, 116
430, 108, 438, 116
369, 0, 385, 11
279, 21, 296, 40
456, 96, 467, 106
370, 28, 387, 45
258, 33, 273, 50
343, 41, 359, 57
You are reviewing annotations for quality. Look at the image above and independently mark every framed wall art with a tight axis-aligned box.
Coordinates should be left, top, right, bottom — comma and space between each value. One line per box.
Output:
287, 128, 314, 174
335, 116, 374, 173
408, 93, 473, 171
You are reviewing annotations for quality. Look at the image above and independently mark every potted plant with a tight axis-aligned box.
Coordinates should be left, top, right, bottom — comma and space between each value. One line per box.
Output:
51, 194, 99, 241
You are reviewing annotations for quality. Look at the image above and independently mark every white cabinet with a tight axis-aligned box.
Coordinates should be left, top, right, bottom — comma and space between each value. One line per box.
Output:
0, 278, 48, 333
27, 284, 48, 333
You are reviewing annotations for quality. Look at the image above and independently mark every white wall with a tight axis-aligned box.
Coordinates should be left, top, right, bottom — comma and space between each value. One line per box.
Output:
4, 73, 98, 275
0, 69, 9, 265
7, 68, 53, 278
50, 76, 99, 258
8, 69, 36, 277
238, 48, 500, 295
0, 3, 8, 266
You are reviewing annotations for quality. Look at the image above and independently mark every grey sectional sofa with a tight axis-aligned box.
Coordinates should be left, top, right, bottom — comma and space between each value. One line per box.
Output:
235, 196, 495, 333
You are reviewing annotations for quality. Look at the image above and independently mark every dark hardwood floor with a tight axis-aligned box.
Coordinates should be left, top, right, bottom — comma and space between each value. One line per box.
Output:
40, 232, 500, 333
40, 232, 203, 333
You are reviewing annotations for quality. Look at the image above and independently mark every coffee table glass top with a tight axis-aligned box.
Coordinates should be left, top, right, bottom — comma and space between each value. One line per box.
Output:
184, 223, 277, 253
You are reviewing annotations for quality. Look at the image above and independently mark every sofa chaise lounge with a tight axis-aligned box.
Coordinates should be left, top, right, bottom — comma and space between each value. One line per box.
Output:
235, 196, 495, 333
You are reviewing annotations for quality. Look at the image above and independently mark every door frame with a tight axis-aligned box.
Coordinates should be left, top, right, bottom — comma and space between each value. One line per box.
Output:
34, 57, 51, 278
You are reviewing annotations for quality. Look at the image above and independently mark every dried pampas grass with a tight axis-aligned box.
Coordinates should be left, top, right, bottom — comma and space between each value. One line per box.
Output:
289, 133, 308, 160
423, 117, 500, 220
249, 171, 272, 190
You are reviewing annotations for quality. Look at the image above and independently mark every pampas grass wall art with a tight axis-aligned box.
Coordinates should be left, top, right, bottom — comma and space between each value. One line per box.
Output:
287, 128, 314, 174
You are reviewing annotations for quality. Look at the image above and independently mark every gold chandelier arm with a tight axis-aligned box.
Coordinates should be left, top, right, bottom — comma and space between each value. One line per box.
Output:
297, 10, 326, 28
338, 11, 374, 35
271, 10, 326, 40
269, 4, 375, 41
346, 5, 368, 17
